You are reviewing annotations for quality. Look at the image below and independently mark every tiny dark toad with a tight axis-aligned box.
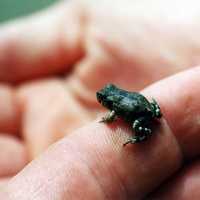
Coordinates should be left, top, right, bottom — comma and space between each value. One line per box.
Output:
96, 84, 162, 146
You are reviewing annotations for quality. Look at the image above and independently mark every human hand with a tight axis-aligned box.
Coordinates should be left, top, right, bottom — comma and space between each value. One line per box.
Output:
1, 0, 200, 199
2, 68, 200, 199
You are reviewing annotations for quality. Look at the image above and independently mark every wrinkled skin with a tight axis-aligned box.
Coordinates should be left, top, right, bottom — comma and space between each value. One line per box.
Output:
1, 0, 200, 199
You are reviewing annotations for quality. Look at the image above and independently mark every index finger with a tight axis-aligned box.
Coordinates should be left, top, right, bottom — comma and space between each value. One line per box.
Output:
3, 119, 181, 199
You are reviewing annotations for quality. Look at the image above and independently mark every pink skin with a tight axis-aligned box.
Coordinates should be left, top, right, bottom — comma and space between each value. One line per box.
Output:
1, 0, 200, 199
149, 160, 200, 200
0, 135, 27, 177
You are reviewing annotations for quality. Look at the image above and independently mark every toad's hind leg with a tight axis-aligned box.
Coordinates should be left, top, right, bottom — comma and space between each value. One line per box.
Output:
100, 110, 117, 123
123, 118, 152, 146
151, 98, 162, 118
133, 119, 152, 135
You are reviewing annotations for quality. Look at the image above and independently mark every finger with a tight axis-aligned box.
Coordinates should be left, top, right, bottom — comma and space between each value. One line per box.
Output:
0, 84, 20, 134
67, 0, 200, 104
3, 119, 181, 199
148, 160, 200, 200
17, 79, 92, 158
0, 1, 84, 82
0, 135, 28, 177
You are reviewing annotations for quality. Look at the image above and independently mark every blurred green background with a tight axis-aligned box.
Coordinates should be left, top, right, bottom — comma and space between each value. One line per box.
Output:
0, 0, 58, 23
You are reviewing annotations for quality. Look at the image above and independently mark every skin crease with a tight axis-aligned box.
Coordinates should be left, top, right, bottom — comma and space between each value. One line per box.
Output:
1, 0, 200, 199
0, 85, 20, 134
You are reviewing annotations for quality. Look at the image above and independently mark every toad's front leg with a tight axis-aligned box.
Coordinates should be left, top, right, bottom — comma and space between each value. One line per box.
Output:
100, 110, 117, 123
123, 118, 152, 146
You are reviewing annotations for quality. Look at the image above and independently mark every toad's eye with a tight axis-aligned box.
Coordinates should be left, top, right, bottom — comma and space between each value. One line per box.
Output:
101, 96, 114, 108
96, 92, 103, 103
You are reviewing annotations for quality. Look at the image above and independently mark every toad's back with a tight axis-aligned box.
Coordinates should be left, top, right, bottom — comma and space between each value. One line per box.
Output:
111, 90, 152, 121
96, 84, 153, 122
